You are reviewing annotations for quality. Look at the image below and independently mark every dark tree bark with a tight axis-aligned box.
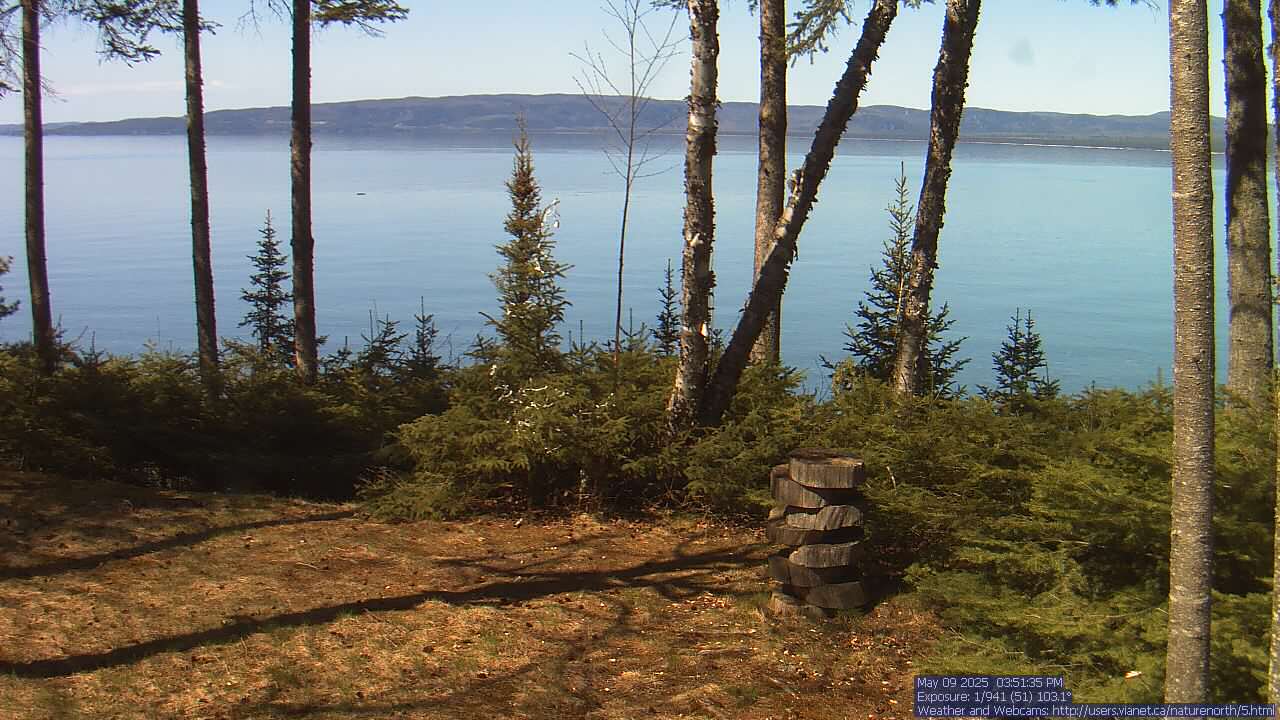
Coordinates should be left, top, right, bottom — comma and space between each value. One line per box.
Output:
666, 0, 720, 429
291, 0, 318, 384
1264, 0, 1280, 703
890, 0, 981, 396
22, 0, 53, 375
184, 0, 218, 392
697, 0, 898, 427
1165, 0, 1216, 703
749, 0, 786, 365
1223, 0, 1273, 407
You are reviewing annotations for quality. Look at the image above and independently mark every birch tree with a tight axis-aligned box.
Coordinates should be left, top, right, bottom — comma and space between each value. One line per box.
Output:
666, 0, 720, 429
695, 0, 900, 427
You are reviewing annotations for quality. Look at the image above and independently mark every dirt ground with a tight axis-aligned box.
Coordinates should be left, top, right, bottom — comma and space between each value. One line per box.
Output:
0, 469, 938, 719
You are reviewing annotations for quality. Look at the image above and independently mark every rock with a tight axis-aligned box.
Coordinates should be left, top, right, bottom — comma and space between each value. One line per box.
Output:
770, 474, 860, 509
789, 449, 865, 490
793, 581, 868, 609
789, 541, 862, 568
765, 520, 862, 547
782, 504, 862, 531
766, 590, 835, 620
767, 551, 860, 587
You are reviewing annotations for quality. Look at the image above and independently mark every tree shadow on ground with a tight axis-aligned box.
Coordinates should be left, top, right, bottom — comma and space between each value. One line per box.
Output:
0, 540, 762, 679
228, 597, 647, 719
0, 509, 355, 580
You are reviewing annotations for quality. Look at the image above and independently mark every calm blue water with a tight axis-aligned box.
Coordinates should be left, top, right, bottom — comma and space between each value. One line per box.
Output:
0, 133, 1245, 394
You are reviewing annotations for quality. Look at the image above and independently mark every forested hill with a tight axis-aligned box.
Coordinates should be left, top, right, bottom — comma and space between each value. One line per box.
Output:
1, 93, 1223, 149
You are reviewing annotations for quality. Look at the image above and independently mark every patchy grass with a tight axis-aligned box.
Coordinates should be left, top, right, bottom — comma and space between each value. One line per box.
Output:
0, 469, 937, 719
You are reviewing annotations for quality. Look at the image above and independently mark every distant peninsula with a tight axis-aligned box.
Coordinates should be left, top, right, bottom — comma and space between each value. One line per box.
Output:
0, 93, 1221, 150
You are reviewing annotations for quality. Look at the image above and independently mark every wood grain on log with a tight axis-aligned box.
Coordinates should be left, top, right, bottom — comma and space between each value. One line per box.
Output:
767, 590, 836, 619
768, 551, 860, 586
794, 580, 868, 609
782, 504, 863, 530
765, 519, 862, 547
789, 541, 862, 568
770, 474, 860, 509
789, 450, 865, 489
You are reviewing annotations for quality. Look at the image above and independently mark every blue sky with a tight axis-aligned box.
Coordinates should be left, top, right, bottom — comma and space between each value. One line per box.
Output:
0, 0, 1234, 124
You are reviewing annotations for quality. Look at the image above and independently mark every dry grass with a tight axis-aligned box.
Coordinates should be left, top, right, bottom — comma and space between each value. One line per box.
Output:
0, 469, 938, 719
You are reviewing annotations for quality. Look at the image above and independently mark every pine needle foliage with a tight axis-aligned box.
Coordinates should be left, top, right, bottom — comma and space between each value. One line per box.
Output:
0, 256, 18, 321
653, 258, 680, 357
239, 211, 295, 365
482, 120, 571, 380
837, 167, 966, 398
356, 312, 406, 378
979, 308, 1059, 411
405, 299, 443, 381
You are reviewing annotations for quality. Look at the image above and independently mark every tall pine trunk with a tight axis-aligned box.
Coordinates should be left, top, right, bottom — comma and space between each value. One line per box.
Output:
1166, 0, 1215, 702
290, 0, 318, 384
666, 0, 719, 429
1224, 0, 1273, 407
22, 0, 53, 375
749, 0, 785, 365
697, 0, 898, 427
890, 0, 980, 396
184, 0, 218, 392
1266, 0, 1280, 703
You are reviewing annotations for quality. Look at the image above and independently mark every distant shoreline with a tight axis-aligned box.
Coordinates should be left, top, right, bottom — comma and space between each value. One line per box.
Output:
0, 128, 1184, 153
0, 93, 1222, 152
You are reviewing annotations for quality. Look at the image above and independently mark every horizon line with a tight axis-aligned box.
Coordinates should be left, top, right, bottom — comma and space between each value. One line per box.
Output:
0, 92, 1196, 129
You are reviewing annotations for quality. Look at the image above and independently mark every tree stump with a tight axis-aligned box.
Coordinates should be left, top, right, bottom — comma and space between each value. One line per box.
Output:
764, 449, 870, 618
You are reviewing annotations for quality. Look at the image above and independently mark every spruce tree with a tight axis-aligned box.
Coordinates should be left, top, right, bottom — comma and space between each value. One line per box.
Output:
842, 166, 966, 398
482, 120, 570, 378
0, 256, 17, 321
240, 211, 295, 364
357, 312, 406, 378
979, 308, 1059, 411
405, 298, 442, 380
653, 258, 680, 357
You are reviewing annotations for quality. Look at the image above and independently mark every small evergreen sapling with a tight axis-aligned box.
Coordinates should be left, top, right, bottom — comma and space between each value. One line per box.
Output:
357, 311, 406, 378
653, 258, 680, 357
979, 308, 1059, 411
405, 299, 443, 381
482, 119, 571, 379
0, 256, 18, 321
240, 211, 295, 364
839, 166, 966, 397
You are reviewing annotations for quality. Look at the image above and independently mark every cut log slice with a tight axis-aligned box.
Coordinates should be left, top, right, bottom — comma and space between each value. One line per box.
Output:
789, 449, 865, 490
789, 541, 862, 568
765, 520, 862, 547
771, 474, 860, 509
768, 551, 860, 587
782, 504, 863, 531
767, 590, 836, 620
793, 581, 868, 609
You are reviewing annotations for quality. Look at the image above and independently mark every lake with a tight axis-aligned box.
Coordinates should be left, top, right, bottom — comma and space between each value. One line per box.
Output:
0, 132, 1244, 394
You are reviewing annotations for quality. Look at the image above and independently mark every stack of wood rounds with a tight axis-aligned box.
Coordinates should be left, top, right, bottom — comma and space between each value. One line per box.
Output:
766, 449, 868, 619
